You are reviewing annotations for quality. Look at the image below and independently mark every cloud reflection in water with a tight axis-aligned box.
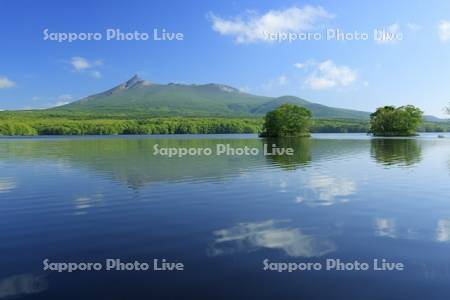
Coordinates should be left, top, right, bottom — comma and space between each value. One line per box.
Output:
0, 177, 16, 193
296, 174, 356, 206
0, 274, 47, 299
436, 219, 450, 242
208, 220, 336, 257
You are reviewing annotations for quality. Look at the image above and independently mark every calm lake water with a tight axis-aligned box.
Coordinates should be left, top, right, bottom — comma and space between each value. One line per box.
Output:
1, 133, 450, 299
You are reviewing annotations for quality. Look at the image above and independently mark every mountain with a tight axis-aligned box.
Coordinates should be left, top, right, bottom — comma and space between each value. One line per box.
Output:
251, 96, 369, 119
423, 115, 450, 123
49, 75, 370, 119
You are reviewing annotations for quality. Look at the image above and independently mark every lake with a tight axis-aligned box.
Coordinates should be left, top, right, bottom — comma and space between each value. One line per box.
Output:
1, 133, 450, 299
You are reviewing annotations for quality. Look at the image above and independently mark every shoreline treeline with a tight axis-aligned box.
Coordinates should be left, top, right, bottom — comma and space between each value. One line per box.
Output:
0, 113, 448, 136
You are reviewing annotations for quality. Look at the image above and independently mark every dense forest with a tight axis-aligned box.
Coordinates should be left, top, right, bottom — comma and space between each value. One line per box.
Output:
0, 111, 448, 136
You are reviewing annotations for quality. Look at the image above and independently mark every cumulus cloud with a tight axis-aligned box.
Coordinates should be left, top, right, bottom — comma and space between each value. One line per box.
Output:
69, 57, 102, 71
303, 60, 357, 90
68, 57, 103, 78
209, 6, 333, 43
0, 76, 15, 89
375, 23, 402, 44
438, 20, 450, 42
70, 57, 90, 70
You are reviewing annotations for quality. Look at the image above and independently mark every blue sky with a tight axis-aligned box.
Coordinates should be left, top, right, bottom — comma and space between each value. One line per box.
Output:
1, 0, 450, 116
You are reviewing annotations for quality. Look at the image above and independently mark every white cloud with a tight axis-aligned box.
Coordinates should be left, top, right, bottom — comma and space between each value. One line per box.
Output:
406, 22, 421, 31
375, 23, 402, 44
294, 59, 315, 69
438, 20, 450, 42
70, 57, 90, 70
68, 57, 103, 79
209, 6, 333, 43
0, 76, 15, 89
303, 60, 357, 90
69, 57, 102, 71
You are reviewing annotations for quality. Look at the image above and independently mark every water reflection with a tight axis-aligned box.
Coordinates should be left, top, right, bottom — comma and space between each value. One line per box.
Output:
0, 136, 437, 192
374, 218, 397, 238
208, 220, 336, 257
0, 274, 47, 299
0, 137, 369, 189
436, 219, 450, 242
0, 135, 450, 298
263, 138, 311, 170
370, 139, 422, 167
0, 177, 16, 193
0, 138, 266, 188
74, 193, 104, 215
296, 174, 356, 206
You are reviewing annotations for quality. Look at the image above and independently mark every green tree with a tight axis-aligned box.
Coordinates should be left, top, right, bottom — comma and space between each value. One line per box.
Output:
0, 122, 37, 136
260, 104, 312, 137
369, 105, 423, 136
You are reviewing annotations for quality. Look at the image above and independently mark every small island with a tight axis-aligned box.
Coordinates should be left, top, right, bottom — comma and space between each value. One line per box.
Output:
368, 105, 423, 137
259, 104, 312, 138
257, 103, 427, 138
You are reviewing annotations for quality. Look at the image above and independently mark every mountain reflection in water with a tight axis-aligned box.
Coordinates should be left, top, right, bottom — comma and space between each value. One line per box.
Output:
1, 134, 450, 299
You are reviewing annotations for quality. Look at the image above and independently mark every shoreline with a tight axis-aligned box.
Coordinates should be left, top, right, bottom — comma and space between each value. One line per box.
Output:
0, 132, 448, 139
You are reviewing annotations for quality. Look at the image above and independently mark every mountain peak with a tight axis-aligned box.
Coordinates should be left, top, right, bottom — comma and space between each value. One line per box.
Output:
204, 83, 239, 93
124, 75, 142, 88
106, 75, 155, 94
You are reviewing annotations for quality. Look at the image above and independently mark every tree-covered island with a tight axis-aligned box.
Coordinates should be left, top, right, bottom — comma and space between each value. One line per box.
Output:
369, 105, 423, 137
259, 104, 312, 137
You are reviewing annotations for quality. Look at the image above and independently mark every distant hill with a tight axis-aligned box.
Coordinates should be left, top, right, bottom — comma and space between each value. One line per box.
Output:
423, 115, 450, 123
50, 75, 371, 119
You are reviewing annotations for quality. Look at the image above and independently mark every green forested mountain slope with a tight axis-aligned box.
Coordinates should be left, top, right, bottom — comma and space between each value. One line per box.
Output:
51, 75, 371, 119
